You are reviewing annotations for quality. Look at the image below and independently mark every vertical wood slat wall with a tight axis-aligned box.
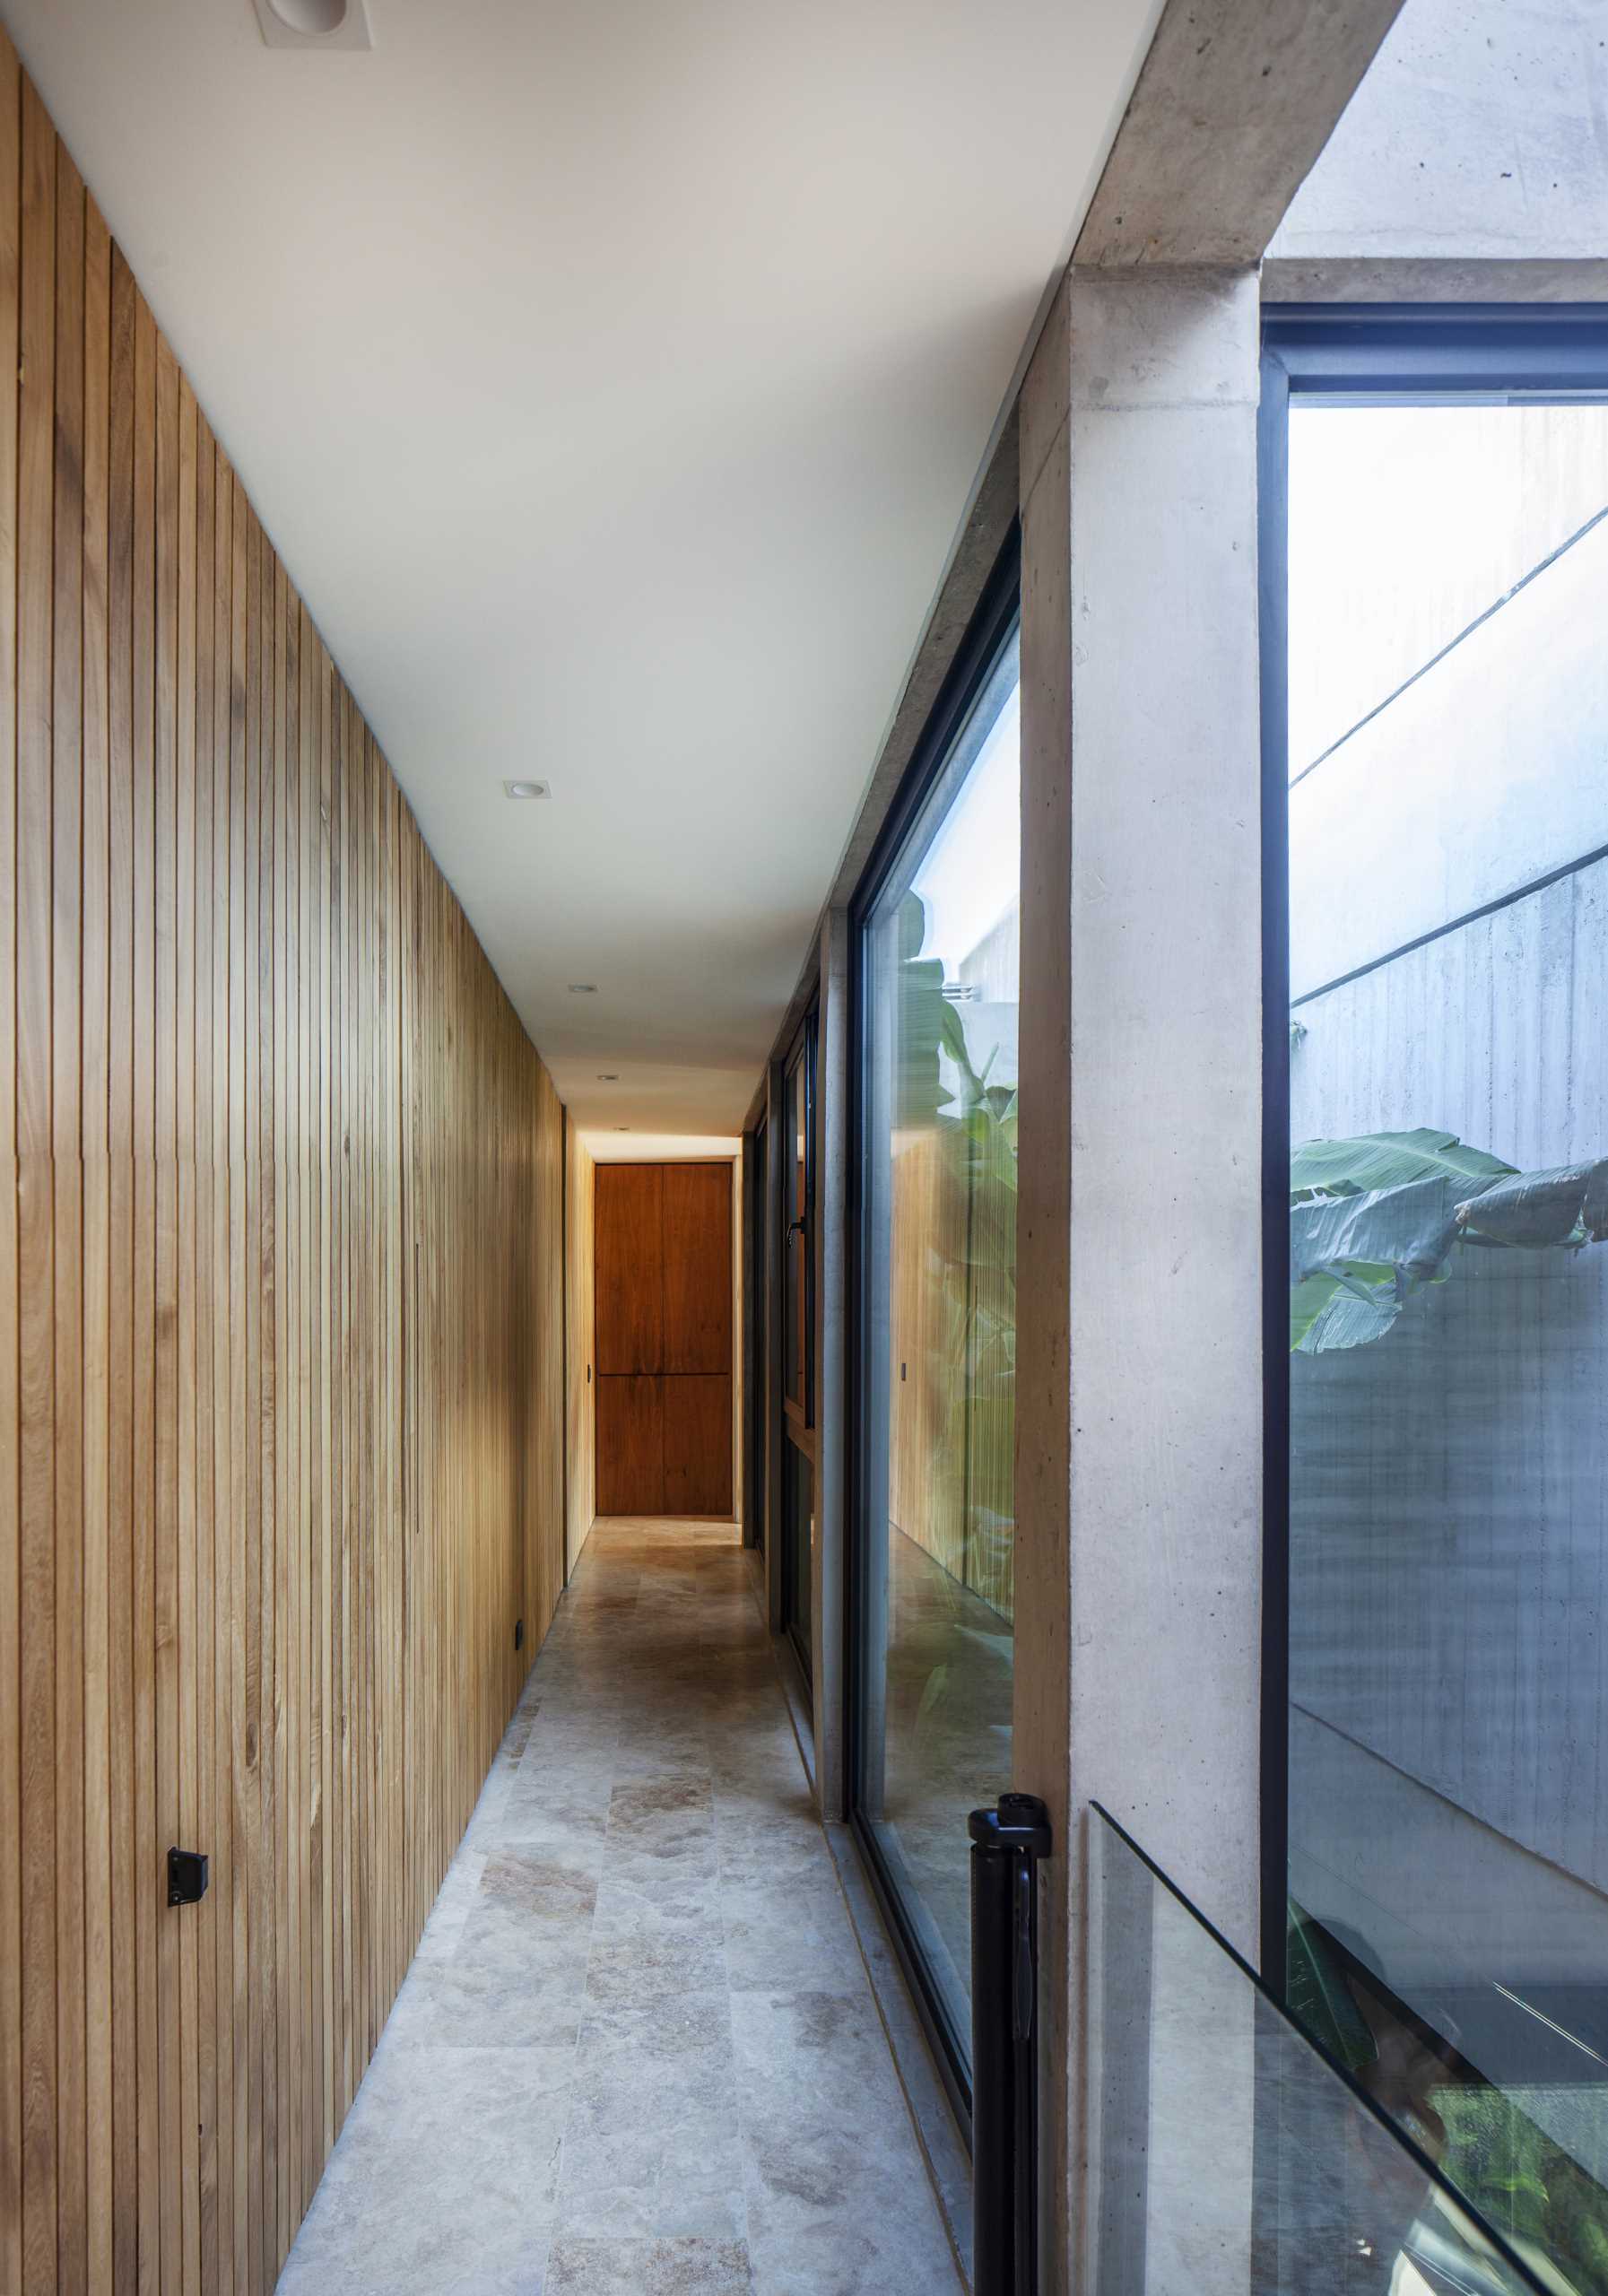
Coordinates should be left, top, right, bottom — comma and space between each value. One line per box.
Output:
563, 1126, 595, 1577
0, 41, 568, 2293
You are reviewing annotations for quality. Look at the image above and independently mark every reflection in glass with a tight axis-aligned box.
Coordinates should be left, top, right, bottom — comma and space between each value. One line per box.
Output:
1286, 404, 1608, 2289
783, 1439, 813, 1674
856, 631, 1020, 2064
1090, 1811, 1547, 2296
783, 1027, 812, 1416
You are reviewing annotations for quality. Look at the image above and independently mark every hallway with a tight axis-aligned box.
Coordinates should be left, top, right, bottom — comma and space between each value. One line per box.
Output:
277, 1520, 962, 2295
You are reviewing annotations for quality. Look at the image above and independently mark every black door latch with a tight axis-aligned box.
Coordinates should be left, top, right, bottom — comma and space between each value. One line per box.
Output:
168, 1848, 209, 1908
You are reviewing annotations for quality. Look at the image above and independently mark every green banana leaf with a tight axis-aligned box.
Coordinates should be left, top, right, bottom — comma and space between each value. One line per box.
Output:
1457, 1160, 1608, 1248
1290, 1132, 1608, 1354
1291, 1171, 1464, 1350
1292, 1172, 1470, 1286
1291, 1127, 1515, 1202
1291, 1273, 1406, 1353
1284, 1900, 1378, 2075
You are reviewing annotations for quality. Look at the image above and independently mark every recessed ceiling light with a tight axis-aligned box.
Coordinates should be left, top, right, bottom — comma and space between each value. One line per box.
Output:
503, 778, 551, 801
253, 0, 372, 48
597, 1074, 619, 1082
613, 1127, 630, 1133
568, 984, 598, 995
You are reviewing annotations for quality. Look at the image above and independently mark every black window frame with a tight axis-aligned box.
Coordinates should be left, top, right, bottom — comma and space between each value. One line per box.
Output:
1258, 302, 1608, 2001
844, 518, 1022, 2126
781, 1010, 817, 1435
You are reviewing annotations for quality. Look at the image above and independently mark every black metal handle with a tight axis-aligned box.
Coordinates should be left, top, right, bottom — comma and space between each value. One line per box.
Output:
970, 1792, 1051, 2296
787, 1215, 808, 1244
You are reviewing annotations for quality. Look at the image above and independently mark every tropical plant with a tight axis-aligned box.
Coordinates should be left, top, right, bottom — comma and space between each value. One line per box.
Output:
896, 894, 1017, 1620
1288, 1901, 1598, 2294
1290, 1127, 1608, 1354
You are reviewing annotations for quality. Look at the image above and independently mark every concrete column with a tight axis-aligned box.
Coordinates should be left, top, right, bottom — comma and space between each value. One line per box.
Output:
1014, 265, 1265, 2292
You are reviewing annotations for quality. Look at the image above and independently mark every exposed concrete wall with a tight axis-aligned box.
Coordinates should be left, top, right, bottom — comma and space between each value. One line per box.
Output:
1292, 517, 1608, 1000
1017, 275, 1079, 2296
1017, 265, 1265, 2292
1288, 404, 1608, 778
1271, 0, 1608, 266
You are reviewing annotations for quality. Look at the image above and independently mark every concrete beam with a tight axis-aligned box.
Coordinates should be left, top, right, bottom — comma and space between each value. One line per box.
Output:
1017, 264, 1265, 2292
1073, 0, 1405, 267
1263, 254, 1608, 302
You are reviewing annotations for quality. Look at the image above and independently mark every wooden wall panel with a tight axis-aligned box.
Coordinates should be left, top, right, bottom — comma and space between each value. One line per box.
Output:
887, 1122, 1016, 1620
564, 1125, 595, 1574
0, 27, 18, 2292
594, 1162, 662, 1373
0, 42, 568, 2292
525, 1057, 566, 1664
662, 1162, 732, 1375
888, 1129, 966, 1584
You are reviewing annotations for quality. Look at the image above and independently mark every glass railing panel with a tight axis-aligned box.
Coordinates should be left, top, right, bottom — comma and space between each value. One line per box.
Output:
1089, 1807, 1559, 2296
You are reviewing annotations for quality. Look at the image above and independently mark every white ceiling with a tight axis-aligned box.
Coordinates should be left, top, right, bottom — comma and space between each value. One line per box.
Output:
4, 0, 1159, 1133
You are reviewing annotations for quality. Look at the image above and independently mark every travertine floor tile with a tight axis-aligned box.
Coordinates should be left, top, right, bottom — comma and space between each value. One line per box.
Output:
277, 1518, 960, 2294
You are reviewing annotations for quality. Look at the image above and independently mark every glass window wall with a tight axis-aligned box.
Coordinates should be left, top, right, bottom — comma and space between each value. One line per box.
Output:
1281, 378, 1608, 2292
853, 617, 1021, 2081
780, 1015, 815, 1674
783, 1023, 813, 1423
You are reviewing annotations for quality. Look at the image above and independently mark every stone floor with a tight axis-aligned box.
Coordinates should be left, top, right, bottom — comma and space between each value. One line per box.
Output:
277, 1517, 964, 2295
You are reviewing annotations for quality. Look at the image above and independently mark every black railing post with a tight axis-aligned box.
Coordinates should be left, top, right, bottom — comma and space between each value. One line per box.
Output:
970, 1790, 1053, 2296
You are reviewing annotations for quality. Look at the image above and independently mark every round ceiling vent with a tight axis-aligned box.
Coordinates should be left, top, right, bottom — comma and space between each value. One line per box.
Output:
267, 0, 348, 33
254, 0, 371, 51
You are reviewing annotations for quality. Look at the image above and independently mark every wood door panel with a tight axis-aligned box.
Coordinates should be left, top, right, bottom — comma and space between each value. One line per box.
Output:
662, 1162, 732, 1374
663, 1376, 732, 1516
595, 1374, 665, 1514
595, 1164, 664, 1372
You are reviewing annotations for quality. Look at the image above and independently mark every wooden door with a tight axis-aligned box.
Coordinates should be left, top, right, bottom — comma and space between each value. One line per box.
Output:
595, 1162, 664, 1372
594, 1162, 732, 1515
662, 1162, 732, 1372
595, 1375, 664, 1514
665, 1377, 732, 1514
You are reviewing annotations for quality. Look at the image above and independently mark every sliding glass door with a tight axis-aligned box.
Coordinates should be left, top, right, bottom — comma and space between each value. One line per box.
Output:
779, 1013, 816, 1675
1265, 314, 1608, 2292
850, 549, 1021, 2094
